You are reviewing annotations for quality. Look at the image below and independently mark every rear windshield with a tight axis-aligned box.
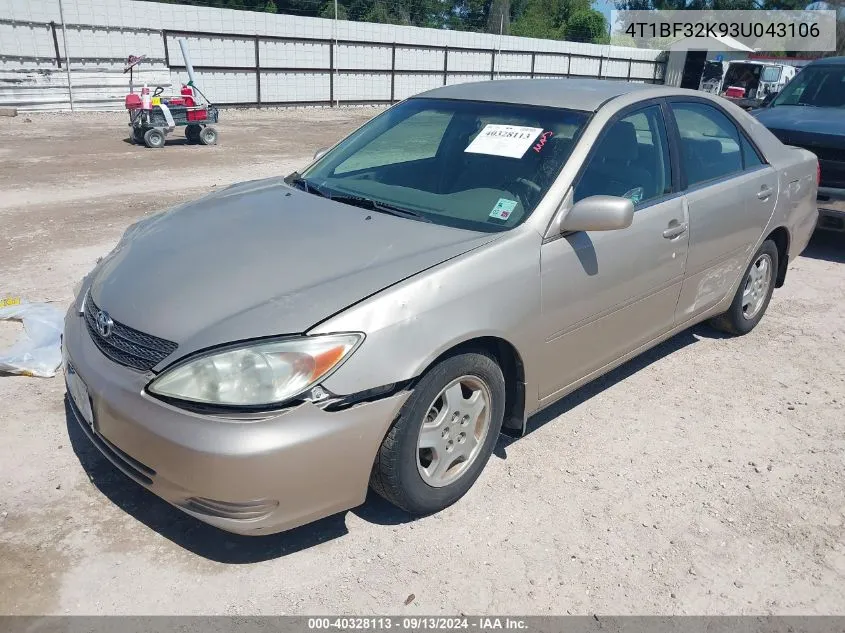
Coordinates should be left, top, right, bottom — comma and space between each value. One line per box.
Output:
298, 98, 589, 232
772, 65, 845, 108
723, 63, 761, 92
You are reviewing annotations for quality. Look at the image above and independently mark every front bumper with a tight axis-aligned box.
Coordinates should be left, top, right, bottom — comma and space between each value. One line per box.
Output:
63, 306, 409, 535
817, 187, 845, 232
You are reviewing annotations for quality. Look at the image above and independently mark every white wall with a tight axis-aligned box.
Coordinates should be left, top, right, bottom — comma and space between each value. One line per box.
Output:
0, 0, 666, 111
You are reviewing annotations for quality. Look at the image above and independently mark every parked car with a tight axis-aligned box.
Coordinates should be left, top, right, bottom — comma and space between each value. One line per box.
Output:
700, 60, 797, 110
752, 56, 845, 232
64, 79, 818, 535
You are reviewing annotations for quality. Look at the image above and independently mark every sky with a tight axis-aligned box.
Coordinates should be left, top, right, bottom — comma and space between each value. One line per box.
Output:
593, 0, 615, 29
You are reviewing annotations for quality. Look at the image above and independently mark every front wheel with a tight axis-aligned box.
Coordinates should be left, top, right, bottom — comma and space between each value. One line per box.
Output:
370, 351, 505, 515
185, 124, 202, 143
710, 239, 778, 335
143, 128, 165, 149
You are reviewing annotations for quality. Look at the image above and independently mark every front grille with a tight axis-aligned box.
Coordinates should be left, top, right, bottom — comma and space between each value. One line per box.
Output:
770, 131, 845, 188
84, 292, 177, 371
787, 143, 845, 188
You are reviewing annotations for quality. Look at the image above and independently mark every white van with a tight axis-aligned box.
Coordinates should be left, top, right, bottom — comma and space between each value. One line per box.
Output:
699, 60, 797, 109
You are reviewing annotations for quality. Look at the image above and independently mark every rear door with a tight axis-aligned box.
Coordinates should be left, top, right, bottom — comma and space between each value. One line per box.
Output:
667, 99, 778, 323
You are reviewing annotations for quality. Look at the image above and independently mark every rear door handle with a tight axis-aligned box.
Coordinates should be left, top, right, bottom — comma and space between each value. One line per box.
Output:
757, 185, 773, 200
663, 222, 688, 239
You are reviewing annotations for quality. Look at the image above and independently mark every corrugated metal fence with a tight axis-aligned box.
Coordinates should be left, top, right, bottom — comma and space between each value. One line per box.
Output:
0, 0, 667, 112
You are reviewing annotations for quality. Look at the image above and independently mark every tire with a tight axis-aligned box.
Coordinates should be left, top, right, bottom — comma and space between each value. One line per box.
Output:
199, 126, 218, 146
143, 128, 165, 149
185, 124, 202, 143
370, 351, 505, 515
710, 239, 778, 335
131, 128, 145, 145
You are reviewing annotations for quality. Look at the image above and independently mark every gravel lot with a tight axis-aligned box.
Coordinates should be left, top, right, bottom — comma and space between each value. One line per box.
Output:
1, 109, 844, 616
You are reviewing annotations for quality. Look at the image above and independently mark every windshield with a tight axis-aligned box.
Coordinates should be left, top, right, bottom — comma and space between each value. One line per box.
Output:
297, 98, 589, 232
772, 65, 845, 108
761, 66, 782, 83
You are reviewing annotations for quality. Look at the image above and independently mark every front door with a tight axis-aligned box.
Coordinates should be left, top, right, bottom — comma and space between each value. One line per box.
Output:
538, 103, 689, 402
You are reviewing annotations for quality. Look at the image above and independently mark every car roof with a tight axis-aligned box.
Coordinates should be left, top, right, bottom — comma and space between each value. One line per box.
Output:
415, 78, 672, 112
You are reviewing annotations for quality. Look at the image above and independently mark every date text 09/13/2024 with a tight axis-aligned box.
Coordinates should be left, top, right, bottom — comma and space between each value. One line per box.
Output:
307, 617, 529, 630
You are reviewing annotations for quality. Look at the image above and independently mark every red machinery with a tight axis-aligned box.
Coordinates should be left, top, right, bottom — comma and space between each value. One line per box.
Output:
123, 43, 219, 149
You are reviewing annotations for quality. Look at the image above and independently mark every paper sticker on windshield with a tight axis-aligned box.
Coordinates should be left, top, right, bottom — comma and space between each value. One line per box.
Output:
465, 125, 544, 159
623, 186, 644, 204
489, 198, 518, 220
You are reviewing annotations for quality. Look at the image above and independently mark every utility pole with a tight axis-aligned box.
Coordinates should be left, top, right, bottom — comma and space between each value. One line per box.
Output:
57, 0, 74, 111
334, 0, 339, 107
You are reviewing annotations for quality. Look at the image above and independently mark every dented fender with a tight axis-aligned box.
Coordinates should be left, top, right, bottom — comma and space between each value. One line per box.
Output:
309, 228, 544, 418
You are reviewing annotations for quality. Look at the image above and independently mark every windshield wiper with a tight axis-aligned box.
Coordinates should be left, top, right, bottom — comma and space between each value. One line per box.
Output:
285, 172, 332, 198
286, 175, 430, 222
329, 194, 432, 223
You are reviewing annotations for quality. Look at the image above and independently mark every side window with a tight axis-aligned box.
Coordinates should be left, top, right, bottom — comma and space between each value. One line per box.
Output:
741, 134, 764, 169
670, 102, 742, 187
334, 110, 452, 174
574, 105, 672, 206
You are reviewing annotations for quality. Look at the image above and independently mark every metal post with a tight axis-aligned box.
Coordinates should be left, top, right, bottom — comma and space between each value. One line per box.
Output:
496, 13, 503, 79
57, 0, 74, 111
565, 53, 570, 78
50, 22, 61, 68
627, 58, 632, 80
334, 0, 339, 107
530, 52, 535, 79
443, 46, 448, 86
329, 39, 334, 106
598, 56, 603, 79
255, 36, 261, 107
490, 49, 495, 80
390, 42, 396, 102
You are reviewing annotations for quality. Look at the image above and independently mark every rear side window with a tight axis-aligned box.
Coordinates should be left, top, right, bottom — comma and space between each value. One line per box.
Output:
671, 102, 743, 187
741, 134, 764, 169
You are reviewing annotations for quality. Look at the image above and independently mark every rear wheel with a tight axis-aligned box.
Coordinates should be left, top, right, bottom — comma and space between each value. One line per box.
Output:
710, 239, 778, 335
370, 351, 505, 515
199, 126, 218, 146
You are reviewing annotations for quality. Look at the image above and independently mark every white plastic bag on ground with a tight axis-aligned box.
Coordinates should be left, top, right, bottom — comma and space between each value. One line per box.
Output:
0, 298, 64, 377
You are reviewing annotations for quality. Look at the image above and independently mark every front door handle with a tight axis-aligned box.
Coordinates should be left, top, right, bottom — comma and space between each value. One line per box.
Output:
757, 185, 773, 200
663, 221, 688, 239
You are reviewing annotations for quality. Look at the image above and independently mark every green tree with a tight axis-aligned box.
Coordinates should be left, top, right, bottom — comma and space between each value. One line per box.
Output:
320, 0, 350, 18
566, 8, 608, 42
510, 0, 607, 41
265, 0, 278, 12
487, 0, 511, 33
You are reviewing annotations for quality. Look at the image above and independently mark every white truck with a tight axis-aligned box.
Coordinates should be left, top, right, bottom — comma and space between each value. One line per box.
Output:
699, 59, 797, 110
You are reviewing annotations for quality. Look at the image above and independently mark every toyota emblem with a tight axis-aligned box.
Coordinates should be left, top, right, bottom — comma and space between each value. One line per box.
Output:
95, 310, 114, 338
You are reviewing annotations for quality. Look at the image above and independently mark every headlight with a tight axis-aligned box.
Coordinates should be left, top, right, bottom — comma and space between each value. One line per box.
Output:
147, 333, 362, 407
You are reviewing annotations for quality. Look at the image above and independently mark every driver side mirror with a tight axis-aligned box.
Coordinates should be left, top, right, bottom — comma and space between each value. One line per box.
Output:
561, 195, 634, 233
314, 147, 329, 160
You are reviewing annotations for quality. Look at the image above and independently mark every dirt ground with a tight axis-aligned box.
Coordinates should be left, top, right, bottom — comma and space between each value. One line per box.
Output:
1, 109, 844, 616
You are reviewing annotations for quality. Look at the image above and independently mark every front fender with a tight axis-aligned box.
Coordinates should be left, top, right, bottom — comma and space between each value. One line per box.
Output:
309, 228, 543, 415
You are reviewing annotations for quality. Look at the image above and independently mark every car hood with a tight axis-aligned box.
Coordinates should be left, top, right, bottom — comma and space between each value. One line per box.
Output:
753, 105, 845, 142
91, 177, 496, 359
